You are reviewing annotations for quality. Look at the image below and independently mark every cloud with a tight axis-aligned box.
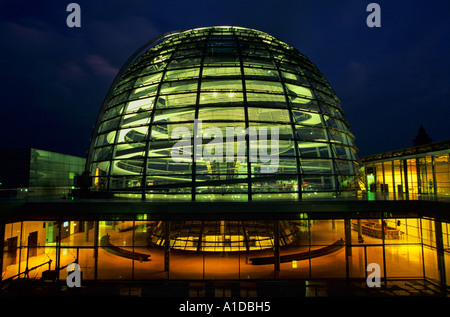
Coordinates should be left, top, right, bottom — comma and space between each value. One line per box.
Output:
84, 54, 119, 78
348, 61, 368, 87
57, 61, 86, 82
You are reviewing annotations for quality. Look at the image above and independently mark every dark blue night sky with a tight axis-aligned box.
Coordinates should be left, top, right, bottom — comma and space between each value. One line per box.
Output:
1, 0, 449, 158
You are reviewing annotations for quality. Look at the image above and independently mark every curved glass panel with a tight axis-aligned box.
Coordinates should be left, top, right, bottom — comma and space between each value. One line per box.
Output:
87, 26, 359, 200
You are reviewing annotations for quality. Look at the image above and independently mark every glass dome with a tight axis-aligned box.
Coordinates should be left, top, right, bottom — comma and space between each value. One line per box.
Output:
86, 26, 359, 201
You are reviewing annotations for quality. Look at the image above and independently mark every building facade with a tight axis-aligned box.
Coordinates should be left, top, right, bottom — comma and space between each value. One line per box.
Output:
86, 26, 359, 201
1, 200, 449, 291
361, 140, 450, 199
0, 148, 85, 198
0, 27, 449, 297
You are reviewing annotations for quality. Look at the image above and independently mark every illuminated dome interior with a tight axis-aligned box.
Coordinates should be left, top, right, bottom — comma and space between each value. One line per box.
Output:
86, 26, 359, 202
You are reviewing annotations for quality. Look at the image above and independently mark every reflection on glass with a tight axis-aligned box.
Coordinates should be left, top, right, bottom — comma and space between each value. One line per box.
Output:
87, 26, 359, 198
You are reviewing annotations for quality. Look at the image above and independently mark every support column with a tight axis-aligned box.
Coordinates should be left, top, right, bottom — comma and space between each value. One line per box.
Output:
344, 219, 352, 256
357, 219, 363, 242
0, 221, 4, 280
93, 220, 99, 281
381, 216, 387, 283
164, 221, 170, 273
431, 155, 438, 196
274, 220, 280, 273
403, 159, 409, 196
416, 158, 422, 195
434, 219, 447, 288
56, 221, 62, 280
391, 161, 396, 196
84, 221, 90, 242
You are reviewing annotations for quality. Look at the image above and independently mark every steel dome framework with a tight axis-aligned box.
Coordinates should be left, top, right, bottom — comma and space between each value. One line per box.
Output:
86, 26, 359, 201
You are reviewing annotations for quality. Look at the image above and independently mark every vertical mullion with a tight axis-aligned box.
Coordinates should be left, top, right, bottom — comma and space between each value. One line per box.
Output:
192, 29, 210, 201
105, 104, 129, 191
260, 37, 302, 200
141, 39, 181, 200
235, 30, 252, 201
300, 65, 339, 194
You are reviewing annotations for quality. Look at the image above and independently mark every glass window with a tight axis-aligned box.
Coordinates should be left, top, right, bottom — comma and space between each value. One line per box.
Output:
146, 177, 193, 194
292, 110, 321, 126
302, 176, 336, 191
323, 115, 347, 131
423, 246, 439, 282
167, 57, 202, 69
195, 182, 248, 194
281, 71, 308, 85
151, 122, 196, 141
116, 127, 148, 143
242, 56, 274, 68
202, 67, 241, 77
335, 159, 356, 175
111, 159, 144, 175
171, 48, 202, 59
129, 84, 159, 99
422, 218, 436, 247
251, 177, 298, 193
289, 96, 319, 112
298, 143, 331, 159
107, 92, 130, 109
134, 72, 163, 87
146, 157, 193, 174
246, 92, 287, 107
153, 108, 195, 123
148, 140, 192, 158
198, 107, 245, 121
247, 107, 290, 123
160, 80, 198, 94
103, 105, 125, 121
201, 79, 242, 91
90, 161, 110, 178
114, 144, 145, 159
164, 68, 200, 81
114, 78, 136, 95
285, 83, 312, 98
315, 90, 339, 106
109, 176, 144, 190
158, 93, 197, 109
199, 91, 243, 106
296, 126, 327, 142
124, 98, 154, 113
245, 80, 284, 93
137, 61, 167, 76
240, 48, 271, 58
328, 130, 354, 147
435, 154, 450, 195
386, 244, 423, 278
122, 112, 152, 128
244, 67, 279, 79
253, 157, 297, 174
248, 122, 293, 139
300, 159, 333, 175
203, 55, 240, 67
95, 131, 116, 147
92, 146, 113, 162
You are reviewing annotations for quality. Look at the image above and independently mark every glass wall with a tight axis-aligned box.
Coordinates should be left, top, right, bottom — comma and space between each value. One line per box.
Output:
0, 148, 85, 199
86, 26, 360, 201
364, 152, 450, 198
2, 214, 445, 285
